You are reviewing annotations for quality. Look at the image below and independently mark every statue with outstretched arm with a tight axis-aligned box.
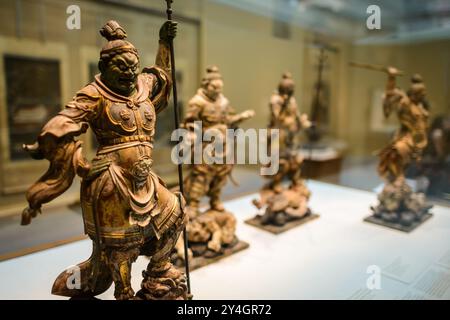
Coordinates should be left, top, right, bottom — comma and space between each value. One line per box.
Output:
21, 19, 190, 300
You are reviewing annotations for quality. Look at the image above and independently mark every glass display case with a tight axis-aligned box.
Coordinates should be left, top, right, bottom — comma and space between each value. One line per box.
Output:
0, 0, 448, 300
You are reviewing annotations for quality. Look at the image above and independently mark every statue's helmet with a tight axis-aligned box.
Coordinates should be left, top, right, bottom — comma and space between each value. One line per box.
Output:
99, 20, 138, 63
408, 73, 426, 99
410, 74, 425, 92
201, 65, 222, 89
278, 72, 295, 95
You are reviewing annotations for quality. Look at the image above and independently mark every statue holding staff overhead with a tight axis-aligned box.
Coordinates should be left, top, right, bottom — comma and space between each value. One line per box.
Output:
350, 62, 433, 228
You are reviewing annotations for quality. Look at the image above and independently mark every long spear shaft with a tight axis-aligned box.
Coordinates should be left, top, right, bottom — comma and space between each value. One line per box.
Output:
165, 0, 191, 294
349, 61, 404, 76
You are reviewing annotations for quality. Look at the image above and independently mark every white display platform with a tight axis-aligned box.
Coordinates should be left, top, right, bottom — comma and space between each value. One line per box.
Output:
1, 181, 449, 300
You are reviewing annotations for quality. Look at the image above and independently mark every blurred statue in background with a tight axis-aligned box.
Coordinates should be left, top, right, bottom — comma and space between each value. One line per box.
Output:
249, 73, 317, 231
172, 66, 254, 268
21, 20, 190, 300
370, 68, 433, 228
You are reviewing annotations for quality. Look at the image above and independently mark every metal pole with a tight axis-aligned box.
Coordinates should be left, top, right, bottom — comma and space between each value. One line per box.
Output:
165, 0, 191, 295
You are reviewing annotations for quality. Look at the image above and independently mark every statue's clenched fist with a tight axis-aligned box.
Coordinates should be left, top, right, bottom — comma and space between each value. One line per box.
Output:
160, 20, 178, 42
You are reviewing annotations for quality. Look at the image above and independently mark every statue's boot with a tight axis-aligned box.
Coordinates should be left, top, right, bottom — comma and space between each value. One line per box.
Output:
136, 197, 190, 300
51, 242, 112, 298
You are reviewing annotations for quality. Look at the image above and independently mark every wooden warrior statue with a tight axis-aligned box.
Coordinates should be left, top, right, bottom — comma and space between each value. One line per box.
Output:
370, 67, 433, 226
21, 20, 189, 300
173, 66, 254, 263
252, 73, 314, 227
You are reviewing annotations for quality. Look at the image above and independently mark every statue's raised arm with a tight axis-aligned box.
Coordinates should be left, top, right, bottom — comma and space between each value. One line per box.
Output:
21, 19, 189, 301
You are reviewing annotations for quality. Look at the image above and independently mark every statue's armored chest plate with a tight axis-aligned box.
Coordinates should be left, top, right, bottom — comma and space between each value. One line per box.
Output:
277, 101, 298, 128
281, 103, 297, 117
201, 100, 228, 125
105, 99, 155, 136
398, 103, 428, 128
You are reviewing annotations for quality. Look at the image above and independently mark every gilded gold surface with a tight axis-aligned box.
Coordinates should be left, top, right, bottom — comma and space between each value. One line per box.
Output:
21, 20, 188, 300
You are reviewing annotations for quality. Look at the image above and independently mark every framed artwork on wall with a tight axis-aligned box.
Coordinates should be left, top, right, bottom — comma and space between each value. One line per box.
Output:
4, 55, 61, 160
